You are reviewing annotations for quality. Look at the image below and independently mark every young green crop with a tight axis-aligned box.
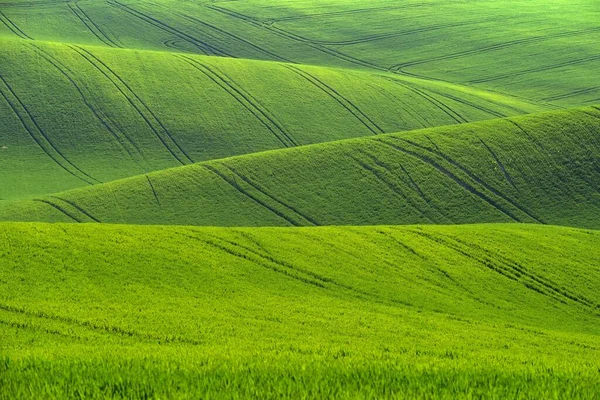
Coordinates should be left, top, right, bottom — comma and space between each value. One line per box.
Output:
3, 105, 598, 229
1, 222, 599, 398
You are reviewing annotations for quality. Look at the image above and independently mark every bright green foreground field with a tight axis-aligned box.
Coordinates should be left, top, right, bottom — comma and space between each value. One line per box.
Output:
1, 223, 599, 398
3, 105, 598, 228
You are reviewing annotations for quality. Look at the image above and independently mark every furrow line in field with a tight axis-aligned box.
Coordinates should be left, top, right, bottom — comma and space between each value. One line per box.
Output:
108, 0, 229, 56
0, 74, 99, 185
301, 15, 511, 46
393, 137, 545, 223
0, 302, 202, 344
68, 2, 120, 48
173, 12, 291, 62
384, 77, 466, 123
409, 229, 568, 304
351, 149, 434, 223
205, 233, 337, 285
396, 161, 455, 224
206, 4, 386, 71
0, 316, 84, 340
0, 11, 32, 39
377, 139, 521, 222
178, 55, 297, 147
426, 89, 506, 118
545, 85, 600, 102
176, 231, 325, 288
266, 4, 428, 23
49, 196, 100, 223
30, 43, 146, 168
146, 175, 161, 206
391, 27, 600, 71
32, 199, 81, 222
223, 165, 317, 225
203, 164, 299, 226
70, 45, 193, 165
470, 55, 600, 84
437, 232, 599, 309
478, 138, 518, 192
285, 65, 384, 135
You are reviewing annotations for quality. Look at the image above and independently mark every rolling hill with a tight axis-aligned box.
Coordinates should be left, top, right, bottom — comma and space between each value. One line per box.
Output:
1, 0, 598, 106
3, 105, 598, 228
0, 38, 545, 200
2, 0, 599, 398
1, 222, 600, 398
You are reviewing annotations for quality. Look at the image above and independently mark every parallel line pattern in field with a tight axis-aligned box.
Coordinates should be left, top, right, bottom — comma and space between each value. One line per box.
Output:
0, 74, 99, 185
203, 164, 303, 226
30, 43, 147, 169
376, 139, 521, 222
0, 302, 202, 345
384, 77, 467, 123
69, 45, 193, 165
0, 11, 32, 40
415, 229, 599, 310
67, 1, 121, 48
350, 149, 434, 223
173, 11, 291, 62
49, 196, 100, 223
284, 65, 384, 135
223, 164, 318, 226
206, 4, 386, 71
470, 54, 600, 85
545, 85, 600, 102
390, 26, 600, 72
391, 137, 545, 223
177, 54, 297, 147
145, 175, 161, 206
477, 138, 519, 191
32, 199, 81, 222
278, 14, 511, 47
108, 0, 231, 57
176, 230, 325, 288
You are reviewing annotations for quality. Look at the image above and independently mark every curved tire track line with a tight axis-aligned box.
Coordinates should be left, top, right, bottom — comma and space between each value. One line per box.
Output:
390, 26, 600, 72
383, 77, 466, 123
0, 74, 99, 185
203, 164, 299, 226
223, 164, 317, 226
70, 45, 193, 165
49, 196, 100, 223
393, 137, 545, 223
29, 43, 147, 169
284, 65, 384, 135
67, 2, 119, 48
350, 149, 434, 223
172, 11, 291, 62
0, 11, 32, 39
32, 199, 81, 222
108, 0, 229, 57
206, 4, 386, 71
0, 302, 201, 345
377, 139, 521, 222
177, 55, 297, 147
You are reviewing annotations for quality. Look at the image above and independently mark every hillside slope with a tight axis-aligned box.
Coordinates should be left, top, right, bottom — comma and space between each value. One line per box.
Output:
1, 222, 599, 398
0, 38, 544, 200
0, 0, 597, 106
3, 105, 598, 228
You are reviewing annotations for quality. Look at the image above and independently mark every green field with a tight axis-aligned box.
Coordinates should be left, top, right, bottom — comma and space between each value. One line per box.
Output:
1, 0, 599, 397
2, 223, 600, 398
2, 105, 599, 228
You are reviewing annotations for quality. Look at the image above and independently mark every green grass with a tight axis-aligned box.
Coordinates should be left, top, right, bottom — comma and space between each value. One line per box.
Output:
1, 0, 597, 106
1, 222, 599, 398
3, 105, 598, 228
0, 39, 543, 201
2, 0, 599, 397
